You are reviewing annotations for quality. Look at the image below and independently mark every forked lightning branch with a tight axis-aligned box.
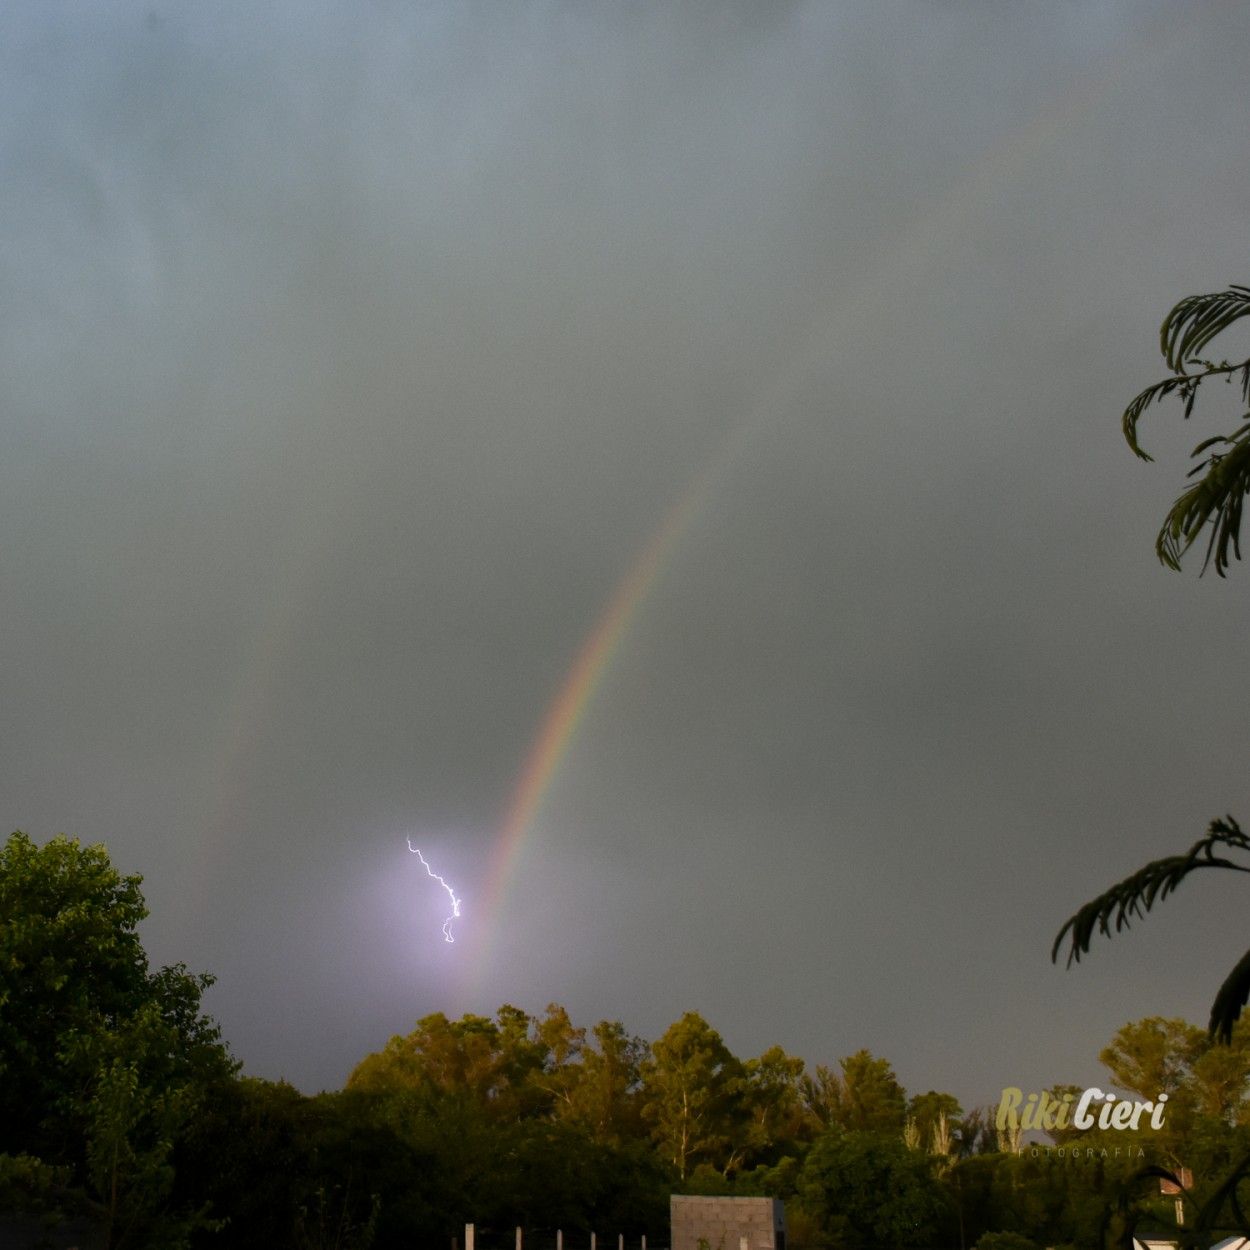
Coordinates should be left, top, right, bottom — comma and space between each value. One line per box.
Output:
407, 839, 462, 944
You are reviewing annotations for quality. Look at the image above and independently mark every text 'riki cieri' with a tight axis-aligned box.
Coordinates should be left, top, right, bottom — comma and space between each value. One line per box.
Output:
996, 1087, 1168, 1133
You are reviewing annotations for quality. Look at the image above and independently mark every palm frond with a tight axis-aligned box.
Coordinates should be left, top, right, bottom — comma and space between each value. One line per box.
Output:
1162, 286, 1250, 372
1052, 817, 1250, 969
1122, 375, 1192, 461
1121, 287, 1250, 572
1156, 424, 1250, 574
1210, 948, 1250, 1044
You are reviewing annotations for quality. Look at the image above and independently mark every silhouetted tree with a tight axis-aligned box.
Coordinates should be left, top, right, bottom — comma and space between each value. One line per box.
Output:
1055, 282, 1250, 1243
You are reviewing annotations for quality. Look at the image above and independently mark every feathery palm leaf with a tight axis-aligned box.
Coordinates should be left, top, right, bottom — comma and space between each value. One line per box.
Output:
1055, 818, 1250, 1042
1162, 285, 1250, 372
1122, 285, 1250, 575
1156, 427, 1250, 572
1209, 947, 1250, 1045
1053, 817, 1250, 965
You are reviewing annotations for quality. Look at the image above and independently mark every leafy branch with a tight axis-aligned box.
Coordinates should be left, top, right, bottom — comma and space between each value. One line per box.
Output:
1052, 818, 1250, 1042
1122, 284, 1250, 574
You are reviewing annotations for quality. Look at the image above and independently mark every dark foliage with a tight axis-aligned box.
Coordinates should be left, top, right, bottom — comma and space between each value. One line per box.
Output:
1122, 284, 1250, 575
1053, 817, 1250, 1042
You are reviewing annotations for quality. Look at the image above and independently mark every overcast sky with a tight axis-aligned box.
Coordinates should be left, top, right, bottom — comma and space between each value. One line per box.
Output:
5, 1, 1250, 1114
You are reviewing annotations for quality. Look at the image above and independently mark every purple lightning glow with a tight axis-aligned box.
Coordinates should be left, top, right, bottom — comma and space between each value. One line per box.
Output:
407, 839, 462, 943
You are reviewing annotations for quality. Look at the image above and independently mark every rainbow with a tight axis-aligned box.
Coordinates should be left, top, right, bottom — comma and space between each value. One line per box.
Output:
463, 5, 1198, 985
472, 466, 714, 958
176, 4, 1197, 984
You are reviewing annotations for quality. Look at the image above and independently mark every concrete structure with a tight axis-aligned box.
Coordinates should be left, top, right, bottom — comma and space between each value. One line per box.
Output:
670, 1196, 785, 1250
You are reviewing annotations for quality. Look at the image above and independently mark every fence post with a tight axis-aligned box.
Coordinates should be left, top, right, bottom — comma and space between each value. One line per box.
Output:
465, 1226, 474, 1250
591, 1234, 597, 1250
516, 1227, 523, 1250
558, 1232, 563, 1250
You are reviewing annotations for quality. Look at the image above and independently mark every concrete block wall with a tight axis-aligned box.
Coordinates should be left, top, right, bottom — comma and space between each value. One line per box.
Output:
670, 1196, 785, 1250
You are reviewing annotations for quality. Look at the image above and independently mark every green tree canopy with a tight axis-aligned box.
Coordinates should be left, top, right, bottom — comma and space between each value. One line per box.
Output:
0, 833, 231, 1149
563, 1019, 649, 1145
345, 1005, 544, 1113
796, 1128, 949, 1250
639, 1011, 745, 1180
907, 1090, 964, 1156
0, 831, 233, 1247
739, 1044, 807, 1167
1100, 1017, 1207, 1105
802, 1050, 907, 1136
1098, 1016, 1250, 1144
0, 831, 150, 1144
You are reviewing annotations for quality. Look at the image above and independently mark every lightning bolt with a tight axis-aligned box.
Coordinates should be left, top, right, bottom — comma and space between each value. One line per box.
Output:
407, 839, 462, 943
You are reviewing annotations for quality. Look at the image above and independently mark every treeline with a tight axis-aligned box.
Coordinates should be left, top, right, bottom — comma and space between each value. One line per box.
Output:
6, 832, 1250, 1250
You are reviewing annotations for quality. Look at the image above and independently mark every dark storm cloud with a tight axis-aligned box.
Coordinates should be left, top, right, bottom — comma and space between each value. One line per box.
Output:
2, 0, 1249, 1104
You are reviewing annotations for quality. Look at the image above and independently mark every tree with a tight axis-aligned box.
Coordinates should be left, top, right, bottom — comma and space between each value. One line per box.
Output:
345, 1005, 552, 1117
1122, 283, 1250, 575
640, 1012, 745, 1179
1053, 283, 1250, 1239
1100, 1017, 1207, 1105
801, 1050, 907, 1137
739, 1045, 807, 1167
1036, 1086, 1085, 1146
1097, 1016, 1250, 1141
0, 831, 233, 1246
565, 1020, 649, 1145
0, 831, 148, 1151
1055, 286, 1250, 1041
1191, 1023, 1250, 1124
796, 1128, 949, 1250
0, 832, 233, 1139
528, 1002, 587, 1119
